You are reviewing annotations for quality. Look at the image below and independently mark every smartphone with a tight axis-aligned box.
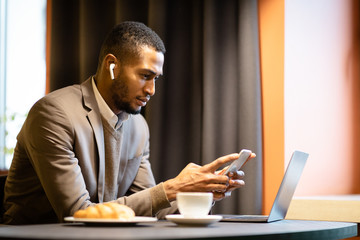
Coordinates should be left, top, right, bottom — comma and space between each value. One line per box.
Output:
222, 149, 254, 175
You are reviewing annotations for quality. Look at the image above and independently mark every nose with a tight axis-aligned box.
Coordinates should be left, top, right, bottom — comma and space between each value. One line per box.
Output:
144, 79, 155, 96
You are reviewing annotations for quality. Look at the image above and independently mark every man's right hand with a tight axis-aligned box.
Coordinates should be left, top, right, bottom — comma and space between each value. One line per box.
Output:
163, 153, 240, 201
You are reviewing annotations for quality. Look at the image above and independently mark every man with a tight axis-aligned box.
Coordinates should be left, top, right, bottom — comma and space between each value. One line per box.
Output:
3, 21, 245, 224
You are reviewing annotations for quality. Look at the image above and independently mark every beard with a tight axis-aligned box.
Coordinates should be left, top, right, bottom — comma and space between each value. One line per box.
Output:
111, 78, 141, 115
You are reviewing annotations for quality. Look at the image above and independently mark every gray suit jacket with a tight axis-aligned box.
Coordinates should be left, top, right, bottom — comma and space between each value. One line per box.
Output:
3, 78, 176, 224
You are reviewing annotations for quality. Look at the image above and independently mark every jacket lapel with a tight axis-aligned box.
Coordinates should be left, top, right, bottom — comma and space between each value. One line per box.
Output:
80, 78, 105, 203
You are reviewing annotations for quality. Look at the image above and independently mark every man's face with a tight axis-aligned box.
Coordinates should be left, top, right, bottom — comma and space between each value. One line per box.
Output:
111, 46, 164, 114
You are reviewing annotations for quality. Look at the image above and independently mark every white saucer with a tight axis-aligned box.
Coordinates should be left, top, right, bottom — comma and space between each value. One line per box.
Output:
64, 216, 157, 226
165, 214, 222, 226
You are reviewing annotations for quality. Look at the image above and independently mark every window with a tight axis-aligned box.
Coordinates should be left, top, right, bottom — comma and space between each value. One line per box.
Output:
0, 0, 46, 169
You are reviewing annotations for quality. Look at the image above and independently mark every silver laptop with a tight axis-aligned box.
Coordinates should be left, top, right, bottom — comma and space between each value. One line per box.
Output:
221, 150, 309, 223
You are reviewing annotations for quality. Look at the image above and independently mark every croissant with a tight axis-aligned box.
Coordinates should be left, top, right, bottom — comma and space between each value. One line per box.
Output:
73, 203, 135, 220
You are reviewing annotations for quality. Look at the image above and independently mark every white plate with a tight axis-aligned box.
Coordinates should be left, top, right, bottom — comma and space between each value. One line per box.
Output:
165, 214, 222, 226
64, 216, 157, 226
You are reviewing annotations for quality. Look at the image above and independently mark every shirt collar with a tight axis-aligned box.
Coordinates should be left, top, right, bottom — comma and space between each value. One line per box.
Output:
92, 77, 129, 130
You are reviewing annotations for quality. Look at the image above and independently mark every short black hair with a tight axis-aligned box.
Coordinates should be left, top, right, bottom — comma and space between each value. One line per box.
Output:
98, 21, 165, 66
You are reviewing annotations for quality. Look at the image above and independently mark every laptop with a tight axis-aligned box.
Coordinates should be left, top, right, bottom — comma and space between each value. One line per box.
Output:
221, 150, 309, 223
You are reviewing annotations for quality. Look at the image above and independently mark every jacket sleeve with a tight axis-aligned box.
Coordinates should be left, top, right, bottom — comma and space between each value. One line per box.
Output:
115, 154, 179, 217
113, 116, 178, 217
22, 96, 95, 221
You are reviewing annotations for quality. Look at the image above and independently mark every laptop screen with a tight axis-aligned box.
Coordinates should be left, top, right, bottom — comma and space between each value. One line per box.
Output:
267, 151, 309, 222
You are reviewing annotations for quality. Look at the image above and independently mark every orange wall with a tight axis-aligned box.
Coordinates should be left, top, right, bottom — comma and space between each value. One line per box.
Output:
259, 0, 360, 214
258, 0, 285, 214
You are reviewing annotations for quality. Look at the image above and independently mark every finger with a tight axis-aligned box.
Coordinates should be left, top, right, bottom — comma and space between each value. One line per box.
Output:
216, 166, 229, 175
229, 170, 245, 179
212, 191, 226, 201
205, 182, 230, 192
213, 191, 232, 201
229, 179, 245, 187
207, 173, 230, 184
227, 180, 245, 192
203, 153, 239, 172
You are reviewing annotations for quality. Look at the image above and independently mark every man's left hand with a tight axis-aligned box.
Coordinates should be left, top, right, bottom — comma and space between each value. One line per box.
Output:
213, 170, 245, 200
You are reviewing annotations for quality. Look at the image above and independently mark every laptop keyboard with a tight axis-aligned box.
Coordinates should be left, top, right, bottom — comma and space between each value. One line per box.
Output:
220, 214, 269, 222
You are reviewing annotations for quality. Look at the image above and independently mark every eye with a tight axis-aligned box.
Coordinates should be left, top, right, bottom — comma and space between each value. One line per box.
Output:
142, 74, 150, 79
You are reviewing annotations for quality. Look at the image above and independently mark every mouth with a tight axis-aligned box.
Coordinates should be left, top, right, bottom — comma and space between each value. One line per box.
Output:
136, 96, 150, 107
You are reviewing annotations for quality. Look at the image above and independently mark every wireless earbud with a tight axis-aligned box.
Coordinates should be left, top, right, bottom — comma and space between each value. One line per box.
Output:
109, 63, 115, 80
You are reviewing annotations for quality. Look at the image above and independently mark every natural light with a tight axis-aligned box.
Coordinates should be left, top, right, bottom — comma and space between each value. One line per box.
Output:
0, 0, 46, 169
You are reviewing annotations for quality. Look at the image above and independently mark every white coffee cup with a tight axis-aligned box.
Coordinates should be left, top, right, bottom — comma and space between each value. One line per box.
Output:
176, 192, 213, 218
